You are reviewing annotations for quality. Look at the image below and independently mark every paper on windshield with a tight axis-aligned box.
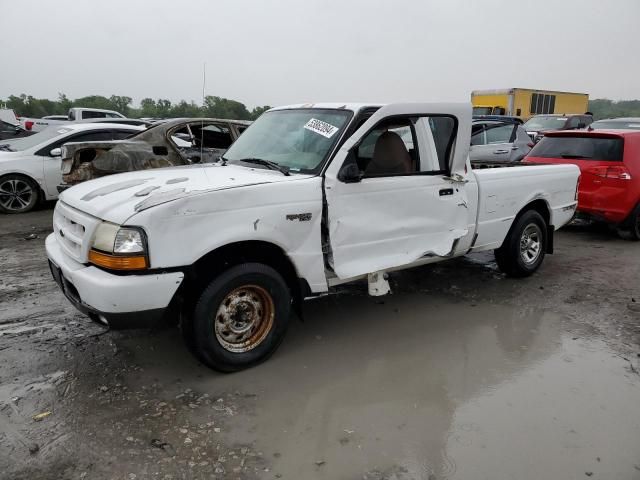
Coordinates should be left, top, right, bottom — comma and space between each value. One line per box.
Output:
304, 118, 339, 138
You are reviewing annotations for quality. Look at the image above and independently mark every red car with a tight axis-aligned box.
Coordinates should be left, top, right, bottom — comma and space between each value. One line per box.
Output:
524, 130, 640, 239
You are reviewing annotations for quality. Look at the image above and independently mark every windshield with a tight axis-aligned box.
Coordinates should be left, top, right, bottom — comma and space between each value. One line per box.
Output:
0, 126, 72, 151
223, 109, 352, 173
524, 116, 568, 132
590, 120, 640, 130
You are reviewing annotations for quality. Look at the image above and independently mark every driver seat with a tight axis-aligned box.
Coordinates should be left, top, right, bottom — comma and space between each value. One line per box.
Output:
365, 131, 413, 175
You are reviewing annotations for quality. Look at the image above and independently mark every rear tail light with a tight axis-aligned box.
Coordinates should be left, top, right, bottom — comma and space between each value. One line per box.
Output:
585, 165, 632, 180
25, 121, 33, 131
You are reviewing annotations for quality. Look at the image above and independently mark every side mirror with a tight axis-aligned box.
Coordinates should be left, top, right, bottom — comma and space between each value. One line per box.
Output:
49, 147, 62, 157
338, 162, 363, 183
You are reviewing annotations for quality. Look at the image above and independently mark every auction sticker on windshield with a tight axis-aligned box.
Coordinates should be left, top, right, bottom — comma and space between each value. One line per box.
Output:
304, 118, 339, 138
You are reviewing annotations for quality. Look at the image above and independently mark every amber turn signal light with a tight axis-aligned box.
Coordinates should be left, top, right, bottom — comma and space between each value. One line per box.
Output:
88, 249, 149, 270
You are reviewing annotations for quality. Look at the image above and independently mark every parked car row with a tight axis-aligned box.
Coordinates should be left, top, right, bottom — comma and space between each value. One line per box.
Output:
0, 123, 144, 213
0, 118, 251, 212
20, 107, 128, 132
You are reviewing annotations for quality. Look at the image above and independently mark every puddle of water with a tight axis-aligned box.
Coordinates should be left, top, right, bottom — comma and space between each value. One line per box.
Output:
201, 293, 640, 480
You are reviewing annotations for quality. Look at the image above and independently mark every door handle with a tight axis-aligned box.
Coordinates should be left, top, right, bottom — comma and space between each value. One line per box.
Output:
439, 188, 454, 196
493, 149, 509, 154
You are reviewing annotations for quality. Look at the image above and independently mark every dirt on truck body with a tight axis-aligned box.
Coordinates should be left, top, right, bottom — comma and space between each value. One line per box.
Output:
59, 118, 251, 188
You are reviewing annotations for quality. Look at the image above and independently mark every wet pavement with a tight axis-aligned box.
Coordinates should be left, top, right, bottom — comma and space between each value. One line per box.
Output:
1, 206, 640, 480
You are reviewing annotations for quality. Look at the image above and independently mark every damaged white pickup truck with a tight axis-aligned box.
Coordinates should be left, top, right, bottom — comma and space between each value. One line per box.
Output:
46, 103, 580, 371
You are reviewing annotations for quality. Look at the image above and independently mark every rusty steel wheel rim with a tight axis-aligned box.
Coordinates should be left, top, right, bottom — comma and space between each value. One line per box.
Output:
214, 285, 275, 353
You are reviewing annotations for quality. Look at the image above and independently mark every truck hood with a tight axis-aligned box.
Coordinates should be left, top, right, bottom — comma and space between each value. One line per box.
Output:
59, 164, 313, 224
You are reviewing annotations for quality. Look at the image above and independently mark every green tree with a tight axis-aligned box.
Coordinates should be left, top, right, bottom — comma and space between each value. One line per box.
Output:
139, 98, 157, 118
170, 100, 203, 118
588, 99, 640, 120
109, 95, 133, 116
4, 94, 29, 116
57, 93, 73, 114
155, 99, 173, 118
250, 105, 271, 120
203, 96, 251, 120
72, 95, 113, 110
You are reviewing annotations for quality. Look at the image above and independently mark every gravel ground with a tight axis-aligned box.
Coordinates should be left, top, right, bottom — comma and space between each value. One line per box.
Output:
1, 205, 639, 480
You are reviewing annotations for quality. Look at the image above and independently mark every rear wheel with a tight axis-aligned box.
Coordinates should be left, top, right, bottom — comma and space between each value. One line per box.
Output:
495, 210, 547, 277
189, 263, 291, 372
0, 174, 39, 214
617, 204, 640, 241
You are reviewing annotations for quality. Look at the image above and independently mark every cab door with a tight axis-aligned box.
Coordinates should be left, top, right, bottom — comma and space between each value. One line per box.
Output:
469, 121, 518, 162
323, 103, 472, 280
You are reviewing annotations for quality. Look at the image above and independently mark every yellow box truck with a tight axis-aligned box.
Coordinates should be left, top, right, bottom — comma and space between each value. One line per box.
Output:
471, 88, 589, 119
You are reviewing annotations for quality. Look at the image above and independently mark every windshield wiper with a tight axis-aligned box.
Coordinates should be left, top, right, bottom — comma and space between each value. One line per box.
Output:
0, 144, 13, 152
236, 158, 290, 176
561, 154, 592, 159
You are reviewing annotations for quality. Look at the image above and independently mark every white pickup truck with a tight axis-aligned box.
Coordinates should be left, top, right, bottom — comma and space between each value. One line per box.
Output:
46, 103, 580, 371
21, 108, 126, 132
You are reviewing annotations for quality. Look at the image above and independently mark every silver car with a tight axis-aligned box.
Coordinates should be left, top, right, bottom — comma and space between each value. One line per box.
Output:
589, 117, 640, 130
470, 120, 533, 163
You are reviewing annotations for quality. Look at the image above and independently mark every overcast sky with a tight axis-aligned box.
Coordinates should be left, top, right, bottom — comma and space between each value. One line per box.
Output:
1, 0, 638, 108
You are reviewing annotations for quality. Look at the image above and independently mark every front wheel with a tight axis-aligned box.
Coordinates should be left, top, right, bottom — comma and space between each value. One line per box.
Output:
494, 210, 547, 277
0, 174, 39, 214
190, 263, 291, 372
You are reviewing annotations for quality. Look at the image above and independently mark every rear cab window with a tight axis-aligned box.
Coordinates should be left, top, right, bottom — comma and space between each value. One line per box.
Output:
529, 135, 624, 161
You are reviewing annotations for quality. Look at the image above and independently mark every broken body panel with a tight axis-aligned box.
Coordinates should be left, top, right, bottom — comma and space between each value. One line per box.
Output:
60, 118, 251, 187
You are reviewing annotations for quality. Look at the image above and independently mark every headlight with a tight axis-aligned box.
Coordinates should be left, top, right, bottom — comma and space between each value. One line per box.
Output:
92, 222, 120, 252
89, 223, 149, 270
114, 228, 145, 254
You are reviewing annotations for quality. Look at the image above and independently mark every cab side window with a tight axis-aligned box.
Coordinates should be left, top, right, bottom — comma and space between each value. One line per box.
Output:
82, 111, 108, 120
351, 115, 456, 177
35, 131, 115, 156
485, 124, 515, 143
472, 122, 515, 145
356, 119, 417, 176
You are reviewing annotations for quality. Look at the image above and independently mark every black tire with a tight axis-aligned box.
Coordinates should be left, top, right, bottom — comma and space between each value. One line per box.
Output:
0, 174, 39, 214
617, 204, 640, 241
494, 210, 547, 277
190, 263, 291, 372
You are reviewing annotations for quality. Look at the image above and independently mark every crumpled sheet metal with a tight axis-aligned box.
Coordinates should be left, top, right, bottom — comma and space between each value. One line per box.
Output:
61, 118, 245, 185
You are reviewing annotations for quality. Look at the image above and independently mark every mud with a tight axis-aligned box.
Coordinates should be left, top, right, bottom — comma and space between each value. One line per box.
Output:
1, 206, 639, 480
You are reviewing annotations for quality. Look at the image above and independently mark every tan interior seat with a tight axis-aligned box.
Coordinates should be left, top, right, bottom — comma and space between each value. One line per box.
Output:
365, 131, 413, 175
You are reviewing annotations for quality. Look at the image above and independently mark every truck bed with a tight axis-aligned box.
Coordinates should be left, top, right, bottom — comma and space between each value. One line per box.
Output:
471, 163, 579, 252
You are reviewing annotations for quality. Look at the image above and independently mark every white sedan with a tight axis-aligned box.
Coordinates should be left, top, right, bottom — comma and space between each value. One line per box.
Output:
0, 123, 144, 213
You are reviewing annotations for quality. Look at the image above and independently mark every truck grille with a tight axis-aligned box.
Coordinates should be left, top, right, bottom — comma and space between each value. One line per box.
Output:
53, 201, 100, 263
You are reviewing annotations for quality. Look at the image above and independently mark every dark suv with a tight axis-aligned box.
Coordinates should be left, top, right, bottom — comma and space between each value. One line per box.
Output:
523, 114, 593, 143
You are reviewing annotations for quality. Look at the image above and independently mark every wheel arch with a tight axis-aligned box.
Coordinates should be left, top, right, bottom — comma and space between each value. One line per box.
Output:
504, 198, 554, 254
180, 240, 310, 320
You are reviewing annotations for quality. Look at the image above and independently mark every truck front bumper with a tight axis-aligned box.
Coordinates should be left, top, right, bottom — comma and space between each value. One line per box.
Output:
45, 233, 184, 329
